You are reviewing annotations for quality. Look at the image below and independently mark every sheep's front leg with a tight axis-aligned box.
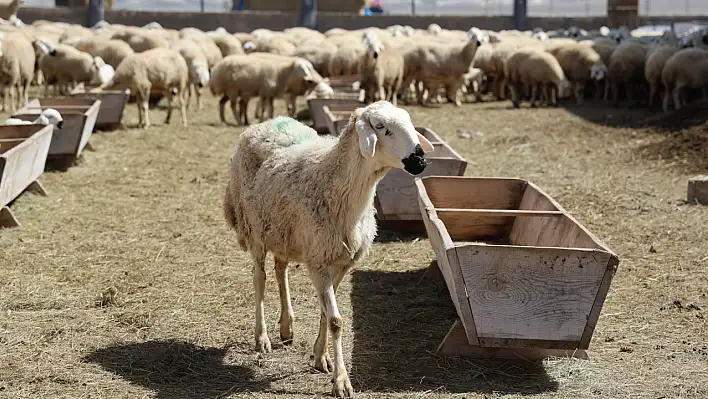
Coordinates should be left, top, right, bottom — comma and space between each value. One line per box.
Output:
185, 83, 192, 110
179, 89, 188, 127
252, 251, 271, 353
673, 87, 682, 110
574, 82, 584, 105
275, 257, 294, 345
311, 268, 353, 398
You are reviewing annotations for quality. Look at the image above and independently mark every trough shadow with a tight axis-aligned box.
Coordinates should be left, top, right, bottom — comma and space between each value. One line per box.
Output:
350, 266, 559, 395
83, 340, 273, 399
374, 222, 427, 243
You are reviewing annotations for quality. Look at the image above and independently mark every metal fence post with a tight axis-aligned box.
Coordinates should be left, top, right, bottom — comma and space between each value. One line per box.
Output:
87, 0, 104, 27
300, 0, 317, 30
514, 0, 527, 30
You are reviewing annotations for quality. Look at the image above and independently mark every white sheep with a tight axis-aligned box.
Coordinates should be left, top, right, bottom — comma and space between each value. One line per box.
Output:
644, 43, 679, 109
35, 39, 109, 96
100, 47, 189, 128
547, 42, 607, 104
661, 48, 708, 112
223, 101, 434, 398
0, 31, 34, 111
171, 38, 210, 110
606, 40, 648, 106
504, 48, 570, 107
4, 108, 63, 127
359, 33, 404, 106
209, 54, 315, 125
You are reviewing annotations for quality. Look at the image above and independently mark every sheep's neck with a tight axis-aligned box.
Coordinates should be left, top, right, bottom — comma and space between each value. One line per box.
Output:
458, 41, 477, 67
320, 126, 388, 228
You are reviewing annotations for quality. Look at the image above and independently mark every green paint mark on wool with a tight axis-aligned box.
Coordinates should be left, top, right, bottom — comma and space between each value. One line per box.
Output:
272, 117, 317, 147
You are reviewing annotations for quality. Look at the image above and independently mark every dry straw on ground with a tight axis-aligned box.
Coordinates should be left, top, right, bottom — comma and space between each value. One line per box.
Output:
0, 91, 706, 398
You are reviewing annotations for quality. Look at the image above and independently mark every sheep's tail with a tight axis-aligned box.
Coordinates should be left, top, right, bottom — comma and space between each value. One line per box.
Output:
223, 181, 237, 231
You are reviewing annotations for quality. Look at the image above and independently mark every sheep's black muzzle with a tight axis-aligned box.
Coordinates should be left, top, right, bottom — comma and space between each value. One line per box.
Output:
198, 82, 204, 88
402, 144, 427, 175
57, 121, 63, 129
373, 52, 379, 59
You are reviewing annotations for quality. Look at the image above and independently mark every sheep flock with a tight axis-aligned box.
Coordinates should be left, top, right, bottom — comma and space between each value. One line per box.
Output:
0, 18, 706, 128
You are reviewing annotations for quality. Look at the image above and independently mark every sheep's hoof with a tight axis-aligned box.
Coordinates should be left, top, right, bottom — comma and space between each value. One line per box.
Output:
255, 334, 272, 353
314, 353, 334, 373
280, 325, 293, 345
512, 102, 520, 108
331, 373, 354, 398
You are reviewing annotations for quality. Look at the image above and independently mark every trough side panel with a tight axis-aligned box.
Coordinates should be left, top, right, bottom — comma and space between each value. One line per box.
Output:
579, 255, 620, 349
0, 128, 52, 207
457, 245, 610, 343
377, 159, 465, 220
76, 101, 101, 156
422, 177, 526, 210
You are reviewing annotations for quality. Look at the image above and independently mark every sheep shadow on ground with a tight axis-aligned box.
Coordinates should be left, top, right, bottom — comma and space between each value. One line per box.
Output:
82, 340, 273, 399
374, 221, 427, 243
350, 266, 559, 395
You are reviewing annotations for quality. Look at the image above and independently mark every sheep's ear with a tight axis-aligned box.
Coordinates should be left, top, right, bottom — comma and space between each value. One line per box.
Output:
354, 114, 377, 158
417, 132, 434, 153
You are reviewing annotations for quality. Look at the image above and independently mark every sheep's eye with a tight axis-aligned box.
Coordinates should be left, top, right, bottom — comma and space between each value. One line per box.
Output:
374, 123, 385, 130
384, 129, 392, 136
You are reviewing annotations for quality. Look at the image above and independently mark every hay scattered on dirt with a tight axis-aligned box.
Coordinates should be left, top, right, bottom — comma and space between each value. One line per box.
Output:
0, 92, 706, 398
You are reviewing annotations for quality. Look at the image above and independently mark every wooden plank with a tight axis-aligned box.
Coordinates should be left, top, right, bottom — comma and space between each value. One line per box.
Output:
436, 320, 588, 359
579, 255, 619, 349
479, 337, 581, 350
419, 176, 528, 211
0, 125, 53, 209
12, 110, 86, 157
307, 98, 361, 132
439, 212, 513, 241
75, 100, 101, 156
0, 206, 20, 228
456, 244, 610, 343
687, 175, 708, 205
416, 178, 480, 345
26, 180, 48, 196
510, 183, 610, 250
377, 157, 467, 220
70, 85, 129, 129
436, 209, 564, 216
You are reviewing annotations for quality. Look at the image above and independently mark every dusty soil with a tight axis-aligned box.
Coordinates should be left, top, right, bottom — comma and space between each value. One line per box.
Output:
0, 92, 706, 399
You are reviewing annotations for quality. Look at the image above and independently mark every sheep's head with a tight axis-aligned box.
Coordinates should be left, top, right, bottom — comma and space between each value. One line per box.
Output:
243, 41, 256, 53
192, 61, 210, 88
353, 101, 434, 175
35, 39, 57, 56
365, 37, 384, 60
312, 81, 334, 98
39, 108, 63, 129
590, 63, 607, 81
557, 79, 571, 98
292, 59, 315, 83
427, 23, 442, 36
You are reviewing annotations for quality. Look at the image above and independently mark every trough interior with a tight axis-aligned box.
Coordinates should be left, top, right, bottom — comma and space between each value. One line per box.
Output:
29, 98, 96, 108
0, 125, 45, 141
422, 177, 601, 250
0, 139, 26, 154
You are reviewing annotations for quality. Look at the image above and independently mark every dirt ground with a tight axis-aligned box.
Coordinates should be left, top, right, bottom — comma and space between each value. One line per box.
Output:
0, 91, 706, 399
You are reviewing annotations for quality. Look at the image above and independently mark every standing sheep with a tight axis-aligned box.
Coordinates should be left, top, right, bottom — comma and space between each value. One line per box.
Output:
661, 48, 708, 112
644, 44, 679, 109
504, 48, 570, 107
547, 43, 607, 104
359, 33, 404, 106
171, 38, 210, 110
606, 40, 648, 106
0, 31, 34, 111
100, 47, 188, 128
223, 101, 434, 398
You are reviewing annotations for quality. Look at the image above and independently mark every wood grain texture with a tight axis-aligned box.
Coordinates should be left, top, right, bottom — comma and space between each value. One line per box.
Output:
70, 84, 129, 129
579, 255, 620, 349
510, 186, 601, 249
307, 97, 361, 132
14, 99, 101, 158
420, 176, 527, 210
456, 244, 610, 342
0, 125, 53, 209
417, 178, 480, 345
377, 154, 467, 220
437, 320, 588, 359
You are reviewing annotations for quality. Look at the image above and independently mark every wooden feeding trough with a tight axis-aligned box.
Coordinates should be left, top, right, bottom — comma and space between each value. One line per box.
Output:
13, 98, 101, 164
416, 176, 619, 359
307, 93, 362, 134
323, 104, 468, 231
70, 84, 129, 130
0, 125, 53, 228
327, 74, 360, 94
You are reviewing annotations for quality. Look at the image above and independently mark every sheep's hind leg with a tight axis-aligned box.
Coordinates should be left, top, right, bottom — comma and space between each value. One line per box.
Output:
179, 88, 188, 126
219, 95, 229, 123
275, 256, 294, 345
252, 250, 271, 353
310, 267, 353, 398
164, 90, 174, 124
